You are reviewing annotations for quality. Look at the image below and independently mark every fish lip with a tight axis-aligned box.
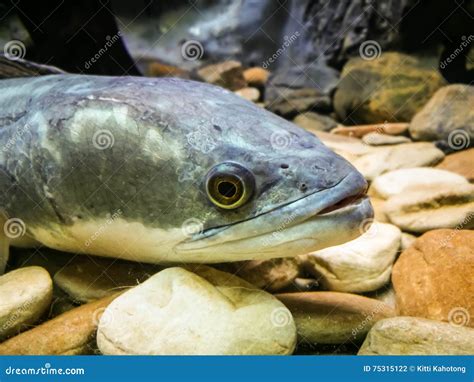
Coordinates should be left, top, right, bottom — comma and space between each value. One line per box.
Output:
176, 171, 369, 250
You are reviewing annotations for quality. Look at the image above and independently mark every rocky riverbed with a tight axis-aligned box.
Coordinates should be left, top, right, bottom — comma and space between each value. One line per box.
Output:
0, 53, 473, 356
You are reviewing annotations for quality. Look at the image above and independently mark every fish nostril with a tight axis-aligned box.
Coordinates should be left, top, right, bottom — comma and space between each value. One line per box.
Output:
300, 183, 307, 192
280, 163, 289, 169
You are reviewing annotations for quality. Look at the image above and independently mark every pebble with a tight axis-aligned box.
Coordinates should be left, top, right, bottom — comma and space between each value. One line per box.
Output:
243, 67, 270, 86
384, 184, 474, 233
409, 84, 474, 143
300, 222, 401, 293
0, 293, 122, 354
334, 53, 445, 124
97, 266, 297, 355
331, 123, 409, 138
392, 229, 473, 327
293, 112, 340, 133
217, 257, 300, 292
197, 60, 246, 90
352, 142, 445, 181
400, 232, 417, 251
370, 167, 469, 199
436, 148, 474, 182
358, 317, 474, 355
0, 266, 53, 341
362, 132, 411, 146
234, 87, 260, 102
276, 292, 395, 344
53, 256, 158, 304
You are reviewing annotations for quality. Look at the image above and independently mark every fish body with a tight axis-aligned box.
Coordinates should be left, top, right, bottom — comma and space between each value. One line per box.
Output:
0, 74, 372, 267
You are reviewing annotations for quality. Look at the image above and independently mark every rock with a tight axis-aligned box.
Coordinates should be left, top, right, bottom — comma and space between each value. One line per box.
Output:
370, 197, 388, 223
276, 292, 394, 345
217, 258, 300, 292
409, 85, 474, 144
293, 112, 340, 133
243, 67, 270, 87
371, 167, 469, 199
0, 293, 122, 355
0, 266, 53, 341
265, 63, 339, 117
334, 53, 446, 124
53, 257, 159, 304
436, 148, 474, 182
358, 317, 474, 355
312, 131, 374, 161
331, 123, 409, 138
197, 60, 246, 90
234, 87, 260, 102
400, 233, 417, 251
362, 132, 411, 146
301, 222, 401, 293
352, 142, 445, 181
97, 267, 296, 355
146, 61, 190, 78
392, 229, 474, 326
384, 184, 474, 233
368, 285, 397, 311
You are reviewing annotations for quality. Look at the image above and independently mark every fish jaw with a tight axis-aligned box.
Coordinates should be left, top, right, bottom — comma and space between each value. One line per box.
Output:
174, 171, 374, 263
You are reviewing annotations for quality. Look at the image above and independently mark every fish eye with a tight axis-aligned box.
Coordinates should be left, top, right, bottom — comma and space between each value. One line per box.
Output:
205, 162, 255, 209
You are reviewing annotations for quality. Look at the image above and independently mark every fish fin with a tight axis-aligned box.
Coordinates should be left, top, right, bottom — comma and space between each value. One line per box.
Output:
0, 55, 65, 79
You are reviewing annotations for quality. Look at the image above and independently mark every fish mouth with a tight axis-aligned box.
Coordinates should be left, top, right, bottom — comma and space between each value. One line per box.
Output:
174, 171, 373, 262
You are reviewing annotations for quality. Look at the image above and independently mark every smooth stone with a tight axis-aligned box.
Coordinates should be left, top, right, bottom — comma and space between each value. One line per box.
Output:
243, 67, 270, 86
358, 317, 474, 355
371, 167, 469, 199
331, 123, 409, 138
392, 229, 474, 327
217, 257, 300, 292
0, 266, 53, 341
234, 87, 260, 102
362, 132, 411, 146
293, 112, 340, 133
370, 197, 388, 223
301, 222, 401, 293
146, 61, 190, 78
436, 148, 474, 182
53, 256, 159, 304
0, 293, 122, 355
197, 60, 246, 90
334, 53, 446, 124
276, 292, 394, 345
312, 131, 374, 159
367, 285, 397, 311
352, 142, 445, 181
384, 184, 474, 233
97, 266, 297, 355
409, 84, 474, 143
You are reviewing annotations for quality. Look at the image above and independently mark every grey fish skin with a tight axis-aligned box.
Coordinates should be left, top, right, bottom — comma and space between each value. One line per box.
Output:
0, 74, 373, 265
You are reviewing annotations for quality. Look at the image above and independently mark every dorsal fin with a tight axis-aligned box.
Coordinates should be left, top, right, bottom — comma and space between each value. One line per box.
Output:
0, 55, 66, 79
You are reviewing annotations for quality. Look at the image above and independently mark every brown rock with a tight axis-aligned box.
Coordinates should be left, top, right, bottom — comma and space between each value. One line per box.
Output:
147, 62, 189, 78
276, 292, 395, 344
436, 148, 474, 182
197, 60, 246, 90
217, 258, 300, 292
392, 229, 474, 327
243, 67, 270, 86
331, 123, 409, 138
0, 293, 122, 355
234, 87, 260, 102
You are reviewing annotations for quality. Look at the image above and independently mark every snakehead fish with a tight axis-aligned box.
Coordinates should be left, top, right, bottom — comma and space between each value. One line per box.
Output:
0, 57, 373, 272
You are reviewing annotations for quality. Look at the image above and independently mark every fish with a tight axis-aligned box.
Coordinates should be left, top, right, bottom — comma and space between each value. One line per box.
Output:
0, 59, 373, 272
